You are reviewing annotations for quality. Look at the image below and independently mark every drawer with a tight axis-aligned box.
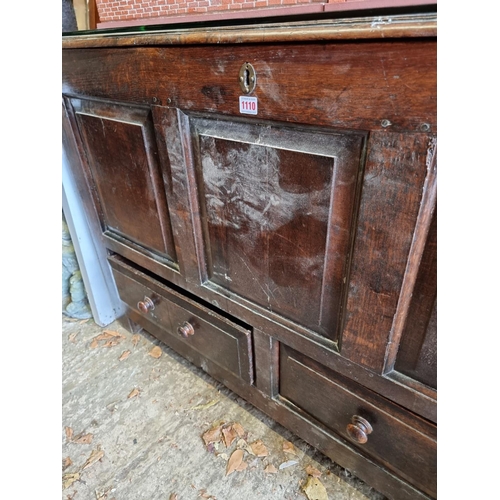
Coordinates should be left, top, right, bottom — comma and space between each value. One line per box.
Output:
109, 255, 254, 384
279, 345, 436, 498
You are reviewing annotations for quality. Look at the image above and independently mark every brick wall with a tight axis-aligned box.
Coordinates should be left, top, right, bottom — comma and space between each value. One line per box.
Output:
95, 0, 434, 28
96, 0, 345, 22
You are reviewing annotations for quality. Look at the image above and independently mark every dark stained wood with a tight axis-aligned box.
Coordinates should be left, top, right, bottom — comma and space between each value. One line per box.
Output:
62, 40, 436, 134
340, 132, 432, 373
122, 295, 431, 500
394, 208, 437, 387
110, 254, 254, 384
279, 344, 436, 497
180, 113, 365, 341
172, 265, 437, 421
253, 329, 280, 397
62, 13, 436, 49
63, 100, 100, 239
62, 13, 437, 500
68, 98, 178, 264
386, 139, 437, 388
346, 415, 373, 444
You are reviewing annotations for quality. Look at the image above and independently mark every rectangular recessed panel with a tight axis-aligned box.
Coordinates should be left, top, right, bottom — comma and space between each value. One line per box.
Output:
72, 99, 177, 263
191, 117, 365, 341
395, 209, 437, 389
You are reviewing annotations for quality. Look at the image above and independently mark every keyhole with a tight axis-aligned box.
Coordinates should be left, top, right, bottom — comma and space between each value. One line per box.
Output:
239, 62, 256, 94
243, 67, 250, 90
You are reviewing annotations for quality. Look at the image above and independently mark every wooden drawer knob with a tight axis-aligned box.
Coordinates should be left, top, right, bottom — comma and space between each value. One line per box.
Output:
137, 296, 155, 314
178, 321, 195, 338
346, 415, 373, 444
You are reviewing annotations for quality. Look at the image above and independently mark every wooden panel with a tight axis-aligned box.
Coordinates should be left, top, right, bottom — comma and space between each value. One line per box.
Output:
384, 140, 437, 390
340, 132, 432, 373
62, 39, 436, 133
157, 107, 211, 285
109, 255, 254, 384
253, 329, 280, 397
63, 13, 437, 48
70, 98, 178, 264
279, 344, 436, 497
184, 114, 365, 341
63, 17, 437, 500
395, 208, 437, 388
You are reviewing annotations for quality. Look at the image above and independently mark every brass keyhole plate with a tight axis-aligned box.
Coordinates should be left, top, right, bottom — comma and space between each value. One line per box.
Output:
239, 62, 256, 94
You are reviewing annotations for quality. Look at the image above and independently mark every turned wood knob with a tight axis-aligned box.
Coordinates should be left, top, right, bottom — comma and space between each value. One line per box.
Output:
346, 415, 373, 444
178, 321, 195, 338
137, 296, 155, 314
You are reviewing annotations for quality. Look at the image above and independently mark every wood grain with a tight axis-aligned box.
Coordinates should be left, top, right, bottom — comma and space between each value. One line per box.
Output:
340, 132, 432, 373
62, 40, 436, 133
386, 139, 437, 387
280, 344, 436, 497
63, 14, 437, 499
184, 114, 365, 340
110, 254, 254, 383
62, 13, 436, 49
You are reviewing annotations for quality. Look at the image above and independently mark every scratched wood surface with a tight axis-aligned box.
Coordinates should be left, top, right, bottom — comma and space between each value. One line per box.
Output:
62, 14, 437, 499
394, 208, 437, 388
340, 132, 434, 374
62, 40, 436, 134
70, 98, 178, 263
179, 115, 366, 341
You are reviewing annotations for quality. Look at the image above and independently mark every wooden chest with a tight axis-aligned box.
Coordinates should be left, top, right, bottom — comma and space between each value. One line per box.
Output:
62, 10, 437, 499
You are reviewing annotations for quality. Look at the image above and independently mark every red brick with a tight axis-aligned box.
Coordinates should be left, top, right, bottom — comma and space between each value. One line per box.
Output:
98, 0, 334, 22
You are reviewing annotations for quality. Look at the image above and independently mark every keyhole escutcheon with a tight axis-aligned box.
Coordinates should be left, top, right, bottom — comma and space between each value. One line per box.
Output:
239, 62, 256, 94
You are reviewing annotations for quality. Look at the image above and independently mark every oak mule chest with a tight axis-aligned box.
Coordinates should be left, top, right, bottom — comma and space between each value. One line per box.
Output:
62, 9, 437, 499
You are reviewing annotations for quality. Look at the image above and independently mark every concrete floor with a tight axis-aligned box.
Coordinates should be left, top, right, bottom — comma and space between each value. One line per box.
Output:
62, 315, 387, 500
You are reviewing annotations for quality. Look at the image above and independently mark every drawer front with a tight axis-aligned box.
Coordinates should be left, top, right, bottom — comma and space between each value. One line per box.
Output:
109, 256, 254, 384
279, 345, 436, 498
